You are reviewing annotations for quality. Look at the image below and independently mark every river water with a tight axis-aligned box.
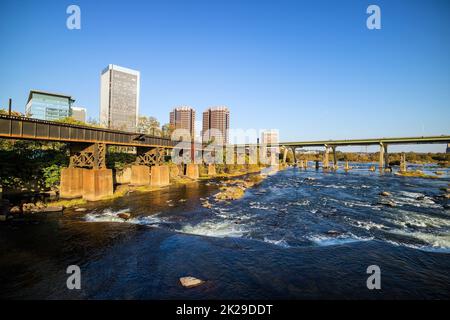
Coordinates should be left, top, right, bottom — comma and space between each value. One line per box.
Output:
1, 163, 449, 299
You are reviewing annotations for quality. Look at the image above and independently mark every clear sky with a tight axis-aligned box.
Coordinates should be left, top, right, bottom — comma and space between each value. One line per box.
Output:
0, 0, 449, 152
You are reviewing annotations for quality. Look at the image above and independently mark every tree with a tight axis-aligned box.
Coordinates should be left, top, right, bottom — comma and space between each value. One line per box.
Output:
162, 123, 175, 138
0, 108, 23, 116
138, 116, 161, 136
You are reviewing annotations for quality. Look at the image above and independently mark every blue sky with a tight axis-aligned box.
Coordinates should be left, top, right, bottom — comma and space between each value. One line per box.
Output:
0, 0, 449, 151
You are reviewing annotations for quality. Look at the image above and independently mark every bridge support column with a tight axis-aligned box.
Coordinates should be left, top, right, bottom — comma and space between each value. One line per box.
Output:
384, 144, 390, 171
344, 161, 350, 171
291, 147, 297, 165
323, 145, 330, 169
61, 143, 113, 201
332, 146, 338, 170
151, 165, 170, 187
82, 169, 113, 201
208, 164, 216, 176
186, 164, 199, 179
282, 147, 288, 165
400, 153, 407, 172
379, 142, 387, 172
60, 168, 85, 199
131, 165, 151, 186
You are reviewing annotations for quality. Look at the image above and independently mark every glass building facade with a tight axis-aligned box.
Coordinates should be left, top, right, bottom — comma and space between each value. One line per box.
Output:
26, 91, 74, 121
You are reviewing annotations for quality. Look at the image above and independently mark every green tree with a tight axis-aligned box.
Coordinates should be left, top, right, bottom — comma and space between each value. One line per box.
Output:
138, 116, 161, 136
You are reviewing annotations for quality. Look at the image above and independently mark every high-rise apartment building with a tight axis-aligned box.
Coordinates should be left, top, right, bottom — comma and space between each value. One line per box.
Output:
71, 106, 87, 122
170, 106, 196, 138
25, 90, 74, 121
202, 107, 230, 144
100, 64, 140, 132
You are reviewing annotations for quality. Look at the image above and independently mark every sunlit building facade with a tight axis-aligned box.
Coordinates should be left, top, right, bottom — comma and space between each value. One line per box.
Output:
100, 64, 140, 132
25, 90, 74, 121
202, 107, 230, 144
170, 106, 196, 138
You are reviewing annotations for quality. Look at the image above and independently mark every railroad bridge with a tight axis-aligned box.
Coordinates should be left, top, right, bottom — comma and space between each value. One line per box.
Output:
0, 114, 202, 200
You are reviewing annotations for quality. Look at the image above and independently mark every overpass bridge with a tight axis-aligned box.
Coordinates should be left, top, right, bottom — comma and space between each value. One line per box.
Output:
277, 136, 450, 171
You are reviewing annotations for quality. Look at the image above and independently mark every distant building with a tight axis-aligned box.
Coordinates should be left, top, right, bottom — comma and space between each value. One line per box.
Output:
170, 106, 196, 138
25, 90, 74, 121
261, 130, 279, 145
71, 106, 87, 122
202, 107, 230, 144
447, 143, 450, 154
100, 64, 140, 132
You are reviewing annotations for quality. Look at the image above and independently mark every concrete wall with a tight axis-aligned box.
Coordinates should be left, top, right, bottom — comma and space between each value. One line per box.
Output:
115, 167, 131, 184
130, 165, 150, 186
60, 168, 84, 199
60, 168, 113, 201
82, 169, 113, 201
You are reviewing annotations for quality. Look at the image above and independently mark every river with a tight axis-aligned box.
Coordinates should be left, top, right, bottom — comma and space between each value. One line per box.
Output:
0, 163, 449, 299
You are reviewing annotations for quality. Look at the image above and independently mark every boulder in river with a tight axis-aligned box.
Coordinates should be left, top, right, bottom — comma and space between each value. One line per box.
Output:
117, 212, 131, 220
379, 191, 391, 197
379, 200, 397, 207
10, 206, 21, 214
179, 276, 205, 288
75, 208, 87, 212
326, 230, 342, 236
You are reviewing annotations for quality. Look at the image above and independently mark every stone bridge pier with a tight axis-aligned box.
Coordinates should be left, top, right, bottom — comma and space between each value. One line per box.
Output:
131, 147, 170, 186
60, 143, 113, 201
379, 142, 390, 172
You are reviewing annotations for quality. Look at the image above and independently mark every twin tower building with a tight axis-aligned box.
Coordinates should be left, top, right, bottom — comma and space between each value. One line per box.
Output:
100, 64, 230, 143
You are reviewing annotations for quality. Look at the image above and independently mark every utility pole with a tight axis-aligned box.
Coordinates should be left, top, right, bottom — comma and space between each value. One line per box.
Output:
8, 98, 12, 115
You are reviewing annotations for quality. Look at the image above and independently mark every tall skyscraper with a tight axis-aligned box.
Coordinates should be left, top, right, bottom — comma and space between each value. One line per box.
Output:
100, 64, 140, 132
202, 106, 230, 144
170, 106, 196, 138
25, 90, 74, 121
71, 106, 87, 122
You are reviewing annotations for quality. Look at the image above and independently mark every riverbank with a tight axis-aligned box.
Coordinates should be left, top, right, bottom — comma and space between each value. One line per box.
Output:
0, 164, 272, 217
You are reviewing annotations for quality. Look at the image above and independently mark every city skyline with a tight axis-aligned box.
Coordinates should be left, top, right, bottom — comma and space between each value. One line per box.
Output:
1, 0, 449, 152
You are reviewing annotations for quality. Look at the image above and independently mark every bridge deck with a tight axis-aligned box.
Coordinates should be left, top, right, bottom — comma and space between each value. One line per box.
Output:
0, 114, 179, 148
279, 136, 450, 147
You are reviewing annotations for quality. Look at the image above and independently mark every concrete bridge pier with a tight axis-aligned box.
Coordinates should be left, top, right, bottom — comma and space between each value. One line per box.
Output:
344, 161, 350, 171
400, 153, 407, 172
61, 143, 113, 201
82, 168, 113, 201
60, 167, 84, 199
131, 165, 150, 186
282, 147, 288, 165
291, 147, 297, 166
332, 146, 338, 170
379, 143, 391, 172
151, 165, 170, 186
323, 145, 330, 169
186, 163, 199, 179
208, 164, 216, 176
